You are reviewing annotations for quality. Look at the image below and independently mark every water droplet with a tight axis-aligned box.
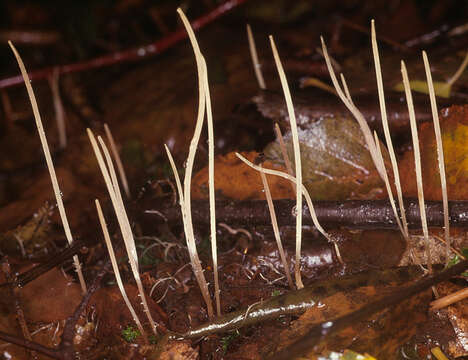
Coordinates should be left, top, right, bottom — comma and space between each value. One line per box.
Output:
321, 321, 333, 335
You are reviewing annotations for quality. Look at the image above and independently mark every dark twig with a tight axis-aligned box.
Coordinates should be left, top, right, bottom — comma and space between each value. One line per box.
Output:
59, 262, 111, 360
253, 90, 460, 135
269, 259, 468, 360
144, 198, 468, 230
340, 18, 410, 52
0, 262, 110, 360
1, 259, 38, 359
0, 331, 62, 359
0, 0, 248, 89
0, 239, 86, 289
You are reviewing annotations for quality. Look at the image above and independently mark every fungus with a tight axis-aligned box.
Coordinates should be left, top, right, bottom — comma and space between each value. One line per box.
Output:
95, 199, 147, 343
87, 129, 158, 333
401, 60, 432, 272
269, 35, 305, 288
8, 41, 86, 294
104, 123, 131, 199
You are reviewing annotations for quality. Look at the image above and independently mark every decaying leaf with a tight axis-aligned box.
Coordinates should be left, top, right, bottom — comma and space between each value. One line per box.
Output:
0, 203, 53, 258
192, 151, 294, 200
264, 115, 387, 200
158, 340, 199, 360
400, 105, 468, 200
272, 281, 431, 359
19, 267, 82, 322
317, 350, 377, 359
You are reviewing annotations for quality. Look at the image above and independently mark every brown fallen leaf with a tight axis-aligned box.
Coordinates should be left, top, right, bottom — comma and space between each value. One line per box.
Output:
272, 283, 431, 358
400, 105, 468, 201
159, 340, 199, 360
192, 151, 294, 200
20, 266, 82, 323
90, 284, 167, 339
264, 115, 387, 201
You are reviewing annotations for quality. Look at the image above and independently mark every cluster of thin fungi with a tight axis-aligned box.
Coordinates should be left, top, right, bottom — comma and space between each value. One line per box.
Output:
8, 7, 468, 349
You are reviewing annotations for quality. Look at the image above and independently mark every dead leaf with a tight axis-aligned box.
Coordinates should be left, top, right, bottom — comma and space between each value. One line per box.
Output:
192, 151, 294, 200
20, 267, 82, 322
271, 271, 431, 358
399, 105, 468, 200
264, 115, 387, 200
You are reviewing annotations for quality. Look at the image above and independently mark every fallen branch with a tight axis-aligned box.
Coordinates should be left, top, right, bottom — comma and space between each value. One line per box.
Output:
269, 259, 468, 360
253, 90, 456, 135
0, 0, 248, 89
60, 262, 111, 360
0, 263, 110, 360
0, 330, 62, 360
144, 198, 468, 230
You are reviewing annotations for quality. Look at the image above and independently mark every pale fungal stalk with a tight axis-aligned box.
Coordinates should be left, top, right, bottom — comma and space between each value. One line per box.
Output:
9, 41, 86, 294
87, 129, 157, 334
401, 61, 433, 273
247, 24, 266, 90
422, 51, 450, 263
48, 69, 67, 149
320, 37, 386, 182
274, 123, 296, 193
339, 73, 353, 104
235, 153, 341, 263
168, 8, 219, 318
446, 50, 468, 88
104, 123, 131, 199
269, 36, 305, 288
95, 199, 147, 343
202, 46, 221, 316
371, 20, 409, 239
430, 287, 468, 310
259, 166, 294, 289
373, 132, 405, 235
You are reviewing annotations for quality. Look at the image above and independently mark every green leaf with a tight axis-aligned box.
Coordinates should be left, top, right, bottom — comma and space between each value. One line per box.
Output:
393, 80, 451, 98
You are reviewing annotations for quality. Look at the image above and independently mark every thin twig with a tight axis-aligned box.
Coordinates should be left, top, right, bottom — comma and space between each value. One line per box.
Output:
0, 0, 250, 89
60, 262, 110, 360
430, 286, 468, 310
0, 331, 61, 360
